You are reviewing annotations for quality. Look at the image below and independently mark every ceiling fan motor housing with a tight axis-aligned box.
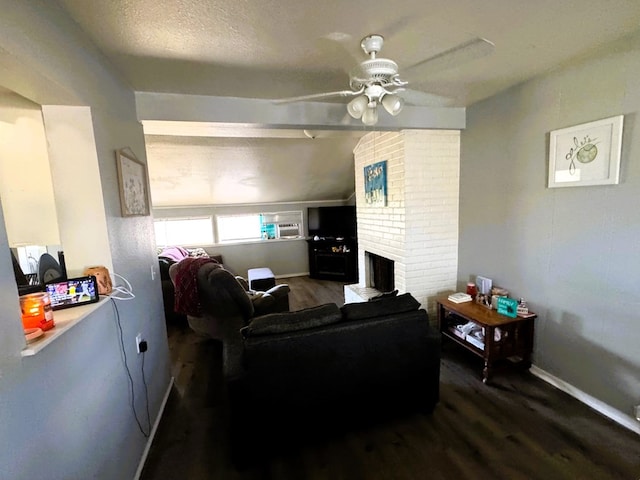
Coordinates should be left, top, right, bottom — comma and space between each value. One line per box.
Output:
353, 34, 402, 87
361, 58, 398, 79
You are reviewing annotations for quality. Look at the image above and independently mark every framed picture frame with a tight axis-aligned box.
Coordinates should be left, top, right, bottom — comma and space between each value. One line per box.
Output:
364, 160, 387, 206
116, 148, 150, 216
548, 115, 623, 188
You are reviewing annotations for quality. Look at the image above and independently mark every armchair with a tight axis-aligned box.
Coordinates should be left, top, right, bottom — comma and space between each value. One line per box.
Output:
168, 260, 290, 340
158, 246, 225, 324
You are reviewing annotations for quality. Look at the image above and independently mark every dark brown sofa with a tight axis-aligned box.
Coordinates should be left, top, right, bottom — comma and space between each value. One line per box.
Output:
182, 267, 441, 464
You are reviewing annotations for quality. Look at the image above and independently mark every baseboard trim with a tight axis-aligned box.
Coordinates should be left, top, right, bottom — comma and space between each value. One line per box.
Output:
133, 376, 174, 480
530, 365, 640, 436
275, 272, 309, 279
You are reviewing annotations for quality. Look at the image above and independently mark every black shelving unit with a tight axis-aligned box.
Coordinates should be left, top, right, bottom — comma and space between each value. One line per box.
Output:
307, 238, 357, 282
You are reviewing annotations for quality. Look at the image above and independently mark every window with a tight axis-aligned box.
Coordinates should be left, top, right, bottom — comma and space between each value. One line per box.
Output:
155, 211, 303, 246
154, 217, 213, 246
216, 214, 262, 242
216, 211, 303, 243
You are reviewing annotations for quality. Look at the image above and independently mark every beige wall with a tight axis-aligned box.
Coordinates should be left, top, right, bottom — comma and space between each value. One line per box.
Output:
0, 93, 60, 247
0, 98, 113, 276
42, 105, 113, 275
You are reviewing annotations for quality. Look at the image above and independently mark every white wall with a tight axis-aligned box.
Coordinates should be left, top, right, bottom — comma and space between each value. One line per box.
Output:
459, 32, 640, 425
0, 2, 171, 479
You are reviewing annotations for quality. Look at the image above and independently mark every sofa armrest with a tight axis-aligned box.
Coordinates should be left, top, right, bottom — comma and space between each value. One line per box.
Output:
264, 284, 290, 312
265, 283, 290, 297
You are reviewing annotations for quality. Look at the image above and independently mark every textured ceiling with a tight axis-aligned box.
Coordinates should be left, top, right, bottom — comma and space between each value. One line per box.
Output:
57, 0, 640, 105
54, 0, 640, 206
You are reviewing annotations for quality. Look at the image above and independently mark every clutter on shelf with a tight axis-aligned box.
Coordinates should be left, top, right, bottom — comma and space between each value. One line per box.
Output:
448, 292, 472, 303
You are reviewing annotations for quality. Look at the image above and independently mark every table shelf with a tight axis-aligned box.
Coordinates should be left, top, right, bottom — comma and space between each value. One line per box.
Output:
436, 296, 536, 384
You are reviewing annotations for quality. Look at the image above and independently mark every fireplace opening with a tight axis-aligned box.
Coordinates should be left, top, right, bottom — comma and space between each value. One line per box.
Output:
366, 252, 395, 293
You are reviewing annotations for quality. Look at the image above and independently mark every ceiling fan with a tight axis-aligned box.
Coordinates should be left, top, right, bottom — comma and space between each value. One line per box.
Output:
274, 34, 494, 126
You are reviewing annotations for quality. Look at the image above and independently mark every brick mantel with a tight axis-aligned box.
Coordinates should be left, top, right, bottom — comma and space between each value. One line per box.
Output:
350, 130, 460, 315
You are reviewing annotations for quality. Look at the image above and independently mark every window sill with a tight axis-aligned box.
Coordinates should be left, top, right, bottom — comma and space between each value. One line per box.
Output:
21, 296, 110, 357
215, 236, 307, 247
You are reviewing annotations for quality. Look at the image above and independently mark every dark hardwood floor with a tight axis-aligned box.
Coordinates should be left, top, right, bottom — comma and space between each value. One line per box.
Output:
141, 276, 640, 479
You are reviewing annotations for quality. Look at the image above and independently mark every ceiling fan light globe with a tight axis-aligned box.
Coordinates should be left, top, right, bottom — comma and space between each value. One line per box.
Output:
362, 106, 378, 126
347, 95, 368, 119
382, 94, 404, 116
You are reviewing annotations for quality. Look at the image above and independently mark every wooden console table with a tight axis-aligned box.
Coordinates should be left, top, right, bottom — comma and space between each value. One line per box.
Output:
436, 296, 536, 384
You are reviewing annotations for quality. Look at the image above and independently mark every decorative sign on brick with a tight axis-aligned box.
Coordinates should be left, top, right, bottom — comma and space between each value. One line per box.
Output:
364, 160, 387, 206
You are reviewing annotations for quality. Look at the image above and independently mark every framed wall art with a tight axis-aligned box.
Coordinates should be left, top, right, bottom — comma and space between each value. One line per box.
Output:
548, 115, 623, 188
364, 160, 387, 206
116, 147, 150, 216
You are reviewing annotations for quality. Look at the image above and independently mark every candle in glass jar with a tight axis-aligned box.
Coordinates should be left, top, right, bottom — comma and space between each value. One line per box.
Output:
20, 292, 55, 331
466, 282, 477, 298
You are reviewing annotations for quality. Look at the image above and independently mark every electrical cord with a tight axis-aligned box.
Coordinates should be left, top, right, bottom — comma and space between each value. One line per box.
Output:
110, 272, 136, 301
141, 347, 152, 432
110, 296, 150, 438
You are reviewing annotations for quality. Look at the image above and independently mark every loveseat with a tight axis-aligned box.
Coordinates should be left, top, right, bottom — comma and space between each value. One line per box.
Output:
190, 268, 441, 462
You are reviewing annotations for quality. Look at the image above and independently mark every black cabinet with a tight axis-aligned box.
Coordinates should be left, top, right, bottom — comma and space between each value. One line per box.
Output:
307, 238, 357, 282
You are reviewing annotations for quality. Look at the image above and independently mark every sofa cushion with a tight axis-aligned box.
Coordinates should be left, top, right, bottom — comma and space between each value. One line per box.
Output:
340, 293, 420, 321
241, 303, 341, 337
368, 289, 398, 301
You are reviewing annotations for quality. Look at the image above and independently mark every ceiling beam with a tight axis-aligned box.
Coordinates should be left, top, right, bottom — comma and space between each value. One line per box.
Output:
135, 92, 466, 133
0, 46, 80, 106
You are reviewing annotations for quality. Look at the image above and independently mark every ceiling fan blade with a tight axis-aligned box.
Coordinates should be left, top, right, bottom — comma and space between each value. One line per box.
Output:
397, 89, 453, 107
405, 37, 495, 78
272, 89, 360, 104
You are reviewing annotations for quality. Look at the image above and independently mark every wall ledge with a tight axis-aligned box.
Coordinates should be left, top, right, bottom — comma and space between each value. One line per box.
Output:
21, 296, 110, 357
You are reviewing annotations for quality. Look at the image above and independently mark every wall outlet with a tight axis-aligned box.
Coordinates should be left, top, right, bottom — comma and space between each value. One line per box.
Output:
634, 404, 640, 421
136, 333, 144, 354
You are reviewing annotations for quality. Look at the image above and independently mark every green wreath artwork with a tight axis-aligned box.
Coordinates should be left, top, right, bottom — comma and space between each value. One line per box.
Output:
565, 134, 599, 175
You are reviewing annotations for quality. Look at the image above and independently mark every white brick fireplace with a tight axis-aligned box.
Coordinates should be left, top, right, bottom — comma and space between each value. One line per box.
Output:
344, 130, 460, 316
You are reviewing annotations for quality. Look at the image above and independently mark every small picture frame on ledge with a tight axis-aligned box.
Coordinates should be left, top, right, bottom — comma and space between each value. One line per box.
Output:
475, 293, 491, 308
116, 147, 150, 217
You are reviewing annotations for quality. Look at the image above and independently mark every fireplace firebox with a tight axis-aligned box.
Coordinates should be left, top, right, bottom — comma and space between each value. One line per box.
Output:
366, 252, 395, 293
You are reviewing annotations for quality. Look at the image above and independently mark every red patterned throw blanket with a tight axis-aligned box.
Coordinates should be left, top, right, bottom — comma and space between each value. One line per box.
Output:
174, 257, 219, 316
